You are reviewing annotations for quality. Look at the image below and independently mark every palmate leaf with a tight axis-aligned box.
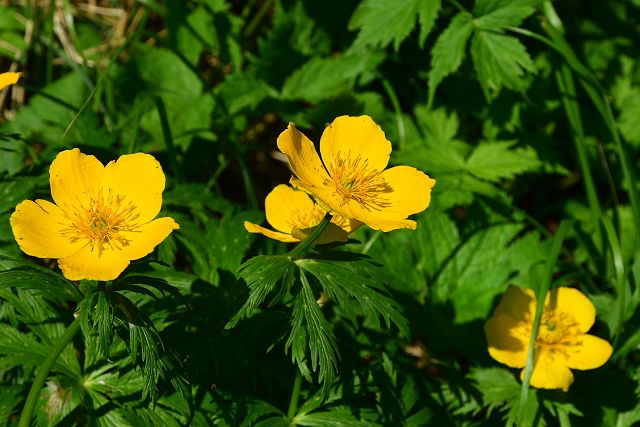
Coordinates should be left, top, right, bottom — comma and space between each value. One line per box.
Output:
348, 0, 441, 51
296, 257, 409, 338
466, 140, 541, 182
427, 12, 474, 106
228, 255, 298, 327
469, 367, 521, 416
470, 31, 536, 100
231, 251, 408, 397
280, 53, 374, 103
287, 270, 340, 396
428, 0, 539, 103
0, 256, 84, 302
0, 323, 79, 379
474, 0, 542, 29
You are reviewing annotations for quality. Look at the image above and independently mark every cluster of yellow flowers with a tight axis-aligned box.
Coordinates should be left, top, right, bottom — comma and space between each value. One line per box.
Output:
244, 115, 436, 242
4, 70, 611, 392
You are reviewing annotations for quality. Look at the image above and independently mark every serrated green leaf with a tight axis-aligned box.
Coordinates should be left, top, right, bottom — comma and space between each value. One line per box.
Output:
0, 323, 78, 378
286, 270, 339, 397
469, 367, 520, 414
295, 409, 370, 427
428, 12, 474, 105
0, 257, 84, 302
216, 72, 276, 115
466, 141, 541, 182
474, 0, 541, 29
95, 290, 115, 356
433, 215, 524, 323
281, 53, 372, 102
348, 0, 421, 51
418, 0, 442, 47
296, 257, 409, 338
228, 255, 298, 327
471, 31, 536, 100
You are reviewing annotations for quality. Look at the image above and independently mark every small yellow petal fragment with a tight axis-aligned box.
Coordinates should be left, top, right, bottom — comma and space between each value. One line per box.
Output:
0, 72, 20, 90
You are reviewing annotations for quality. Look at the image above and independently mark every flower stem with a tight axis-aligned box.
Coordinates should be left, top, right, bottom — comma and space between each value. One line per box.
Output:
19, 317, 81, 427
286, 371, 303, 421
288, 214, 332, 259
518, 220, 573, 423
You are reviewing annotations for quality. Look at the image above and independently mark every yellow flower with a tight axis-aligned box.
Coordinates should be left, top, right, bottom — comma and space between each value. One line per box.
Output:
244, 184, 359, 244
0, 72, 20, 90
10, 148, 179, 281
276, 115, 436, 232
485, 285, 612, 391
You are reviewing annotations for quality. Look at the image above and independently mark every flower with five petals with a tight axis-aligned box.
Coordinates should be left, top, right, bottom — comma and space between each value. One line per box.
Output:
10, 148, 179, 281
277, 115, 435, 231
485, 285, 612, 391
244, 184, 359, 244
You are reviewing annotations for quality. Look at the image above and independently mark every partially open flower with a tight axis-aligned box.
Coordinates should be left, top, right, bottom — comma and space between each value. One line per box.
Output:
277, 115, 435, 231
10, 148, 179, 281
0, 72, 20, 90
485, 285, 612, 391
244, 184, 359, 244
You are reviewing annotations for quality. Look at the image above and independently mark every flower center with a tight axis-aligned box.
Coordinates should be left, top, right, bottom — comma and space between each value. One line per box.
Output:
60, 188, 140, 254
536, 310, 579, 345
291, 207, 324, 230
325, 155, 390, 209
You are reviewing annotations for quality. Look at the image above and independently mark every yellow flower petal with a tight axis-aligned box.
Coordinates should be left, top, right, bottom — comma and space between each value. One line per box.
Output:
244, 221, 299, 243
58, 246, 130, 281
0, 72, 20, 90
277, 123, 330, 191
380, 166, 436, 216
319, 115, 391, 173
102, 153, 166, 224
331, 216, 362, 234
49, 149, 105, 209
347, 203, 418, 231
341, 166, 435, 231
10, 200, 85, 258
484, 313, 529, 368
499, 285, 536, 320
291, 222, 349, 244
525, 347, 574, 391
265, 184, 321, 233
564, 334, 612, 370
118, 217, 179, 260
545, 287, 596, 333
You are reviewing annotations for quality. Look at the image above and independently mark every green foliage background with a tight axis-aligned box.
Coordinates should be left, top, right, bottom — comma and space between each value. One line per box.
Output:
1, 0, 640, 425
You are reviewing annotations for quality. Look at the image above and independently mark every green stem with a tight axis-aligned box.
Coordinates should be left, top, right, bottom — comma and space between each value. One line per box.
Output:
602, 216, 626, 347
518, 220, 573, 423
555, 64, 604, 261
286, 371, 303, 421
19, 317, 81, 427
154, 96, 182, 181
243, 0, 274, 38
540, 2, 640, 250
381, 78, 405, 149
288, 214, 332, 259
